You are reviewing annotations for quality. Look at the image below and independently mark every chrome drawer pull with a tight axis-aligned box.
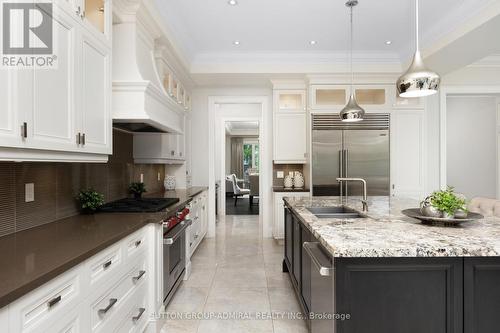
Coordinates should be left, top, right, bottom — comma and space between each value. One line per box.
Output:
135, 240, 142, 247
47, 295, 61, 308
98, 298, 117, 315
103, 260, 112, 269
132, 308, 146, 322
133, 270, 146, 282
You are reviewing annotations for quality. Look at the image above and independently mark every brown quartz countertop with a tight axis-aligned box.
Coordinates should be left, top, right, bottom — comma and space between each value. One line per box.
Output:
272, 186, 310, 193
0, 186, 208, 309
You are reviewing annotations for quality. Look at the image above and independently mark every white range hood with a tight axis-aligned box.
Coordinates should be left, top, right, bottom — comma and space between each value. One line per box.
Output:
112, 0, 184, 134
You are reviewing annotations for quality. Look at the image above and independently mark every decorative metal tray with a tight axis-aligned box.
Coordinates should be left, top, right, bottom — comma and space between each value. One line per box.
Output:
402, 208, 484, 226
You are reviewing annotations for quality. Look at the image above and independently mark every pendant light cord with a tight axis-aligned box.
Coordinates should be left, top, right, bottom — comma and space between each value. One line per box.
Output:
350, 4, 354, 93
415, 0, 419, 50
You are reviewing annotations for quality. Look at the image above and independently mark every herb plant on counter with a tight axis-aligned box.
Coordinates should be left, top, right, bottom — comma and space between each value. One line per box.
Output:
77, 189, 104, 213
430, 187, 467, 217
129, 182, 147, 199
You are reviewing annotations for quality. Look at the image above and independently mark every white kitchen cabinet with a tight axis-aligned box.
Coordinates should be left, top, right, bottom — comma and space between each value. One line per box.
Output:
391, 110, 425, 199
0, 70, 23, 148
273, 192, 310, 239
310, 85, 348, 110
7, 225, 154, 333
26, 7, 78, 153
0, 305, 9, 333
276, 90, 306, 112
274, 112, 307, 164
133, 133, 185, 164
78, 31, 111, 154
0, 1, 111, 162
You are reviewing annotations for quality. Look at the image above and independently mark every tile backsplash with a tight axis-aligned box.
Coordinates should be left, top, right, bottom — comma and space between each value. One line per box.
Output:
0, 130, 165, 237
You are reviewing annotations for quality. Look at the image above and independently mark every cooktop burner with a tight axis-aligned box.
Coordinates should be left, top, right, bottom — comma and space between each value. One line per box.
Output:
99, 198, 180, 213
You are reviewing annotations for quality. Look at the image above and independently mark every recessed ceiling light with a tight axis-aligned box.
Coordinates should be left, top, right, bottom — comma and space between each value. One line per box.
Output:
385, 40, 392, 45
310, 40, 317, 45
228, 0, 238, 5
233, 40, 240, 45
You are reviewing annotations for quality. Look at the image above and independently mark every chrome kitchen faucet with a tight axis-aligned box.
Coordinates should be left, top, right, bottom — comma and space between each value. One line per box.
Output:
336, 177, 368, 212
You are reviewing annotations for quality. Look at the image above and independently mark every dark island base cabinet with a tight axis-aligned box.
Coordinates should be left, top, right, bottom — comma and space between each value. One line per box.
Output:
464, 258, 500, 333
283, 206, 500, 333
335, 258, 463, 333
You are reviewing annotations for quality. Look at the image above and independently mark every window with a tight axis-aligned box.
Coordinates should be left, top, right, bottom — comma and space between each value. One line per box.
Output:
243, 141, 259, 180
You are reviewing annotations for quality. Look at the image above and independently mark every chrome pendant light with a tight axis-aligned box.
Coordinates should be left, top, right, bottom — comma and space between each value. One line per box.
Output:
397, 0, 440, 97
340, 0, 365, 122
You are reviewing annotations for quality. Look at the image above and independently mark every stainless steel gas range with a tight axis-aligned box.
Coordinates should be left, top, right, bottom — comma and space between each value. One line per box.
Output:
98, 197, 191, 306
162, 207, 191, 305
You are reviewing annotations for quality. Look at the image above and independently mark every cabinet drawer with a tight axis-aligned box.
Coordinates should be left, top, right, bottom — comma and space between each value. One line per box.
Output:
114, 285, 149, 333
123, 228, 147, 260
9, 267, 81, 332
88, 244, 122, 286
90, 258, 147, 332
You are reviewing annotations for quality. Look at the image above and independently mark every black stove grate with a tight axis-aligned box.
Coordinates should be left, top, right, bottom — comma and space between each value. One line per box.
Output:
99, 198, 180, 213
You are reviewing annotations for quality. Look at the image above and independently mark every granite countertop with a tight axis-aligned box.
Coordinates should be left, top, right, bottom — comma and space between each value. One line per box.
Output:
284, 196, 500, 258
273, 186, 310, 193
0, 186, 208, 308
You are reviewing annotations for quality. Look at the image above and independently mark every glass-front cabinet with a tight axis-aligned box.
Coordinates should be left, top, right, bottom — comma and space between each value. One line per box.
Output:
310, 85, 348, 109
277, 90, 306, 111
60, 0, 110, 41
310, 85, 392, 110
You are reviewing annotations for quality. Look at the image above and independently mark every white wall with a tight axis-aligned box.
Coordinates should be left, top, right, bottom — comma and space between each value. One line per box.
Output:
446, 96, 497, 198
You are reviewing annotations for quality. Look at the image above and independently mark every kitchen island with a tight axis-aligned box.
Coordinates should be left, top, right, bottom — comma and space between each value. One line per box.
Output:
283, 196, 500, 333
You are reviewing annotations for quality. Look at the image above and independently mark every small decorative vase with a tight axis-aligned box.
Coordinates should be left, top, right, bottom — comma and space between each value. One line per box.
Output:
454, 209, 468, 219
293, 173, 304, 188
133, 192, 142, 199
164, 175, 176, 190
284, 175, 293, 189
420, 196, 441, 217
441, 211, 454, 219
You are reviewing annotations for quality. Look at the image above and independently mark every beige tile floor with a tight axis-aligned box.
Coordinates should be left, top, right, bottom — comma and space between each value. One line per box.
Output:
160, 215, 308, 333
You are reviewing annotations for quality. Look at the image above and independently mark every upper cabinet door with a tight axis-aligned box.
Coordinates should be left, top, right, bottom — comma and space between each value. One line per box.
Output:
274, 113, 307, 163
0, 70, 25, 148
310, 85, 348, 110
79, 32, 111, 154
27, 8, 78, 152
354, 86, 390, 108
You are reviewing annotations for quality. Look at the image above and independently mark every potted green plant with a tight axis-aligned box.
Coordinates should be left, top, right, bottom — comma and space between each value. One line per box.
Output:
129, 182, 147, 199
429, 187, 467, 218
77, 189, 104, 214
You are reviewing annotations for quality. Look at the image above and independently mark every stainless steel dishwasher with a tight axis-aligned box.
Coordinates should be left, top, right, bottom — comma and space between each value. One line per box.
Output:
303, 242, 335, 333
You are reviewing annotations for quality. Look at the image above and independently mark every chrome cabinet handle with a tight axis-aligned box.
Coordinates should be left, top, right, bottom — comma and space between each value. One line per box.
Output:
22, 122, 27, 138
132, 270, 146, 282
47, 295, 61, 308
98, 298, 117, 315
303, 242, 333, 277
81, 133, 86, 146
132, 308, 146, 322
135, 240, 142, 247
103, 260, 112, 269
76, 132, 81, 145
75, 6, 81, 16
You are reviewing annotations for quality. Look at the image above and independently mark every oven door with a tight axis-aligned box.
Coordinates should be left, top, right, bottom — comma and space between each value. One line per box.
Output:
163, 220, 190, 304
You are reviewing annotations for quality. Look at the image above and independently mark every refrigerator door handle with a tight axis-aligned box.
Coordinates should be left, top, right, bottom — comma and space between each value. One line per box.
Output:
339, 150, 344, 198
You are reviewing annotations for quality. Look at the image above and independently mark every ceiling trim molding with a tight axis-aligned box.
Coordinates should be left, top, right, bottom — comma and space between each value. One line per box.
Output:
466, 54, 500, 68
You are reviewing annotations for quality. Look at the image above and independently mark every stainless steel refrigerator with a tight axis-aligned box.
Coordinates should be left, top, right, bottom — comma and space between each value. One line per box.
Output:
312, 113, 390, 196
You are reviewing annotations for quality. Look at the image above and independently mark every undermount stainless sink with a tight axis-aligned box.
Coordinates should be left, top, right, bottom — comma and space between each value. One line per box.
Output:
306, 206, 365, 219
